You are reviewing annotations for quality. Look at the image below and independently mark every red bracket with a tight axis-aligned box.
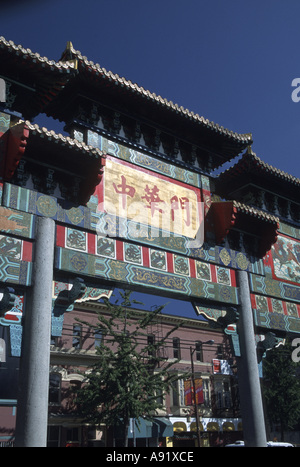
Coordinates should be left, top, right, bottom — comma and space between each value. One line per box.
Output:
2, 121, 29, 181
80, 154, 106, 205
210, 201, 237, 244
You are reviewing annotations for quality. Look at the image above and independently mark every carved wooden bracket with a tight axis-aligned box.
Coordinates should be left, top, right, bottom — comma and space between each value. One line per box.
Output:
80, 154, 106, 205
2, 121, 29, 181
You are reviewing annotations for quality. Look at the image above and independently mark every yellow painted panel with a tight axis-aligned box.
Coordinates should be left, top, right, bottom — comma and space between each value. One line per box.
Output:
104, 159, 201, 238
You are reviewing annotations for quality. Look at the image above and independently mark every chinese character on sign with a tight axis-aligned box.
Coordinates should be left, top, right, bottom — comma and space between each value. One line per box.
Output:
170, 195, 191, 226
112, 175, 136, 209
142, 185, 165, 216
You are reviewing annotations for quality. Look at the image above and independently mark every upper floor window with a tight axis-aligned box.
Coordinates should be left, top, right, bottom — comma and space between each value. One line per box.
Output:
94, 329, 102, 349
73, 324, 82, 349
173, 337, 181, 359
49, 373, 61, 405
195, 341, 203, 362
147, 334, 156, 357
217, 344, 223, 359
215, 379, 232, 409
202, 378, 210, 406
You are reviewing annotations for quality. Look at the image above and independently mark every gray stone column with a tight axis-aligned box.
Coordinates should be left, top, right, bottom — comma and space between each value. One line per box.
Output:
236, 269, 267, 447
15, 217, 55, 447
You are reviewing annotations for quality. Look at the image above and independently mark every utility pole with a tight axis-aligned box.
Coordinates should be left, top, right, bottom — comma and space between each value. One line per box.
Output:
236, 270, 267, 447
190, 346, 201, 448
15, 217, 55, 447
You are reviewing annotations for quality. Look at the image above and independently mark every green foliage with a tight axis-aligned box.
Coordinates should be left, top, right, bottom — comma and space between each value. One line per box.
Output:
72, 290, 184, 445
262, 341, 300, 439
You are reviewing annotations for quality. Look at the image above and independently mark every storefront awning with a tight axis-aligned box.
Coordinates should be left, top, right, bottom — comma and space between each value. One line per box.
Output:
153, 417, 173, 437
128, 418, 153, 439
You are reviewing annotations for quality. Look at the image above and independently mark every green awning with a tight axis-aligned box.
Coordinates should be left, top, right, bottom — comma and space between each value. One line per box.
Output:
127, 417, 173, 438
153, 417, 173, 437
128, 418, 153, 438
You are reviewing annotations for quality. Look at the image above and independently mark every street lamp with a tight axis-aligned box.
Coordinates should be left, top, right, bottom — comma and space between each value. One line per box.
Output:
190, 340, 214, 448
190, 346, 202, 448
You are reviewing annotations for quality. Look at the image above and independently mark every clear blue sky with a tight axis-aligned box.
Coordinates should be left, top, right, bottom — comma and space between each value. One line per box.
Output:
2, 1, 300, 177
2, 0, 300, 317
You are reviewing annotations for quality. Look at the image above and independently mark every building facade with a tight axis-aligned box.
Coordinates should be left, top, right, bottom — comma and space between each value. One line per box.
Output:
0, 37, 299, 447
47, 302, 241, 447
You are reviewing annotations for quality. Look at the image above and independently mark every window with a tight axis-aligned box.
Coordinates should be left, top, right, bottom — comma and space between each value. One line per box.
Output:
173, 337, 181, 359
49, 373, 61, 404
50, 335, 59, 346
171, 379, 179, 407
47, 426, 60, 447
215, 379, 232, 409
195, 341, 203, 361
223, 381, 231, 408
67, 427, 79, 443
73, 324, 82, 349
94, 329, 102, 349
147, 334, 156, 357
171, 378, 185, 407
217, 344, 223, 359
202, 378, 210, 406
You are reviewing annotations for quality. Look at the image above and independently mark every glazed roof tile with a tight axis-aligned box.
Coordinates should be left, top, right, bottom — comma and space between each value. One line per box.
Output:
232, 200, 280, 224
0, 36, 75, 72
218, 150, 300, 186
61, 42, 252, 146
24, 120, 105, 157
0, 36, 252, 154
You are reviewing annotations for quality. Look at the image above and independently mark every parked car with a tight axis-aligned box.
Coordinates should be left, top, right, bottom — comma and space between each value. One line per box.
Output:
225, 440, 245, 447
267, 441, 294, 447
225, 440, 294, 447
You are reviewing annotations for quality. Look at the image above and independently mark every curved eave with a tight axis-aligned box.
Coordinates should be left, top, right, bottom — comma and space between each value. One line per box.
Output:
0, 37, 76, 119
78, 59, 251, 152
24, 121, 104, 159
216, 151, 300, 196
0, 36, 75, 73
2, 120, 106, 205
210, 200, 279, 257
55, 43, 252, 161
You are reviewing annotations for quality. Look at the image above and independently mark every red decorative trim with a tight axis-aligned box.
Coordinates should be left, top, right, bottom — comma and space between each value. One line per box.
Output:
4, 122, 29, 181
189, 258, 196, 278
80, 154, 106, 205
166, 252, 174, 273
56, 224, 65, 247
259, 222, 280, 257
116, 240, 124, 261
230, 269, 236, 287
210, 264, 217, 283
142, 247, 150, 268
87, 232, 96, 255
22, 241, 33, 262
210, 201, 237, 244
